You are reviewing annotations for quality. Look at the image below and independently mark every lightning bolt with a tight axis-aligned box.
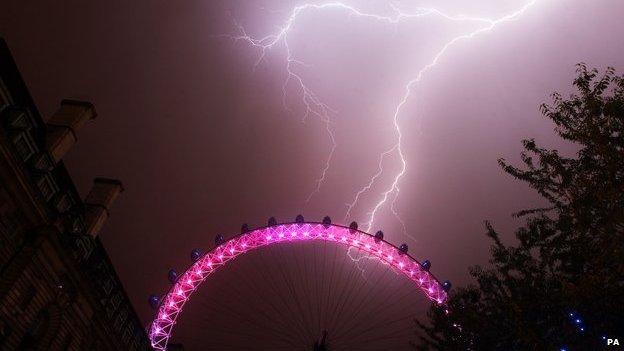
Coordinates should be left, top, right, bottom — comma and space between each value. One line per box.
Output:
344, 144, 397, 222
362, 0, 539, 234
221, 0, 539, 237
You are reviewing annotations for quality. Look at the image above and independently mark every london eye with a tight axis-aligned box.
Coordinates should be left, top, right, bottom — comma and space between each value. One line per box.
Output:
148, 215, 450, 350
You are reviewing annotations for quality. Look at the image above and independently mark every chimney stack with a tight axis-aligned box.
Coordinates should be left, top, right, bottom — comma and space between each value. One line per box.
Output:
84, 178, 124, 237
46, 99, 97, 163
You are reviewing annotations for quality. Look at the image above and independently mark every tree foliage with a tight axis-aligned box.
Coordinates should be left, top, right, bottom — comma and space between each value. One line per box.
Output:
415, 65, 624, 350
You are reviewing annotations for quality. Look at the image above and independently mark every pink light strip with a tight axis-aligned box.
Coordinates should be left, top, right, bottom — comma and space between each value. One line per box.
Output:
149, 223, 447, 350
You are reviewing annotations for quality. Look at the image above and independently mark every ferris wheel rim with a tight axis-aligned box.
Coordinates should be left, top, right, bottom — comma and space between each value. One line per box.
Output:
148, 221, 448, 350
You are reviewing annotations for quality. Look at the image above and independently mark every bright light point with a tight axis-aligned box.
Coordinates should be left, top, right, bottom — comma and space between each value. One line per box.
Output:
176, 290, 183, 296
229, 248, 234, 254
207, 261, 213, 266
291, 232, 297, 237
303, 232, 309, 237
575, 319, 581, 324
242, 243, 247, 247
428, 287, 434, 293
353, 240, 359, 245
328, 234, 334, 239
580, 328, 584, 331
186, 279, 192, 285
399, 262, 404, 268
266, 235, 272, 240
387, 255, 393, 261
279, 233, 284, 238
437, 298, 442, 304
365, 244, 371, 249
341, 236, 347, 241
218, 254, 223, 260
377, 250, 382, 255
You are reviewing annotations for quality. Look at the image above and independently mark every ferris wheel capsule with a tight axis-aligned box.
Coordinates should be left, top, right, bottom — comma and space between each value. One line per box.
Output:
168, 269, 178, 284
442, 280, 452, 292
374, 230, 384, 242
349, 221, 358, 232
190, 249, 202, 262
241, 223, 250, 234
268, 217, 278, 226
322, 216, 332, 227
214, 234, 225, 246
295, 214, 305, 223
148, 294, 160, 309
398, 243, 408, 255
420, 260, 431, 271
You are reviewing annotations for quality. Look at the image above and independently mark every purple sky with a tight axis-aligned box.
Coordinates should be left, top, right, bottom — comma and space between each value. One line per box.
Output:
2, 0, 623, 343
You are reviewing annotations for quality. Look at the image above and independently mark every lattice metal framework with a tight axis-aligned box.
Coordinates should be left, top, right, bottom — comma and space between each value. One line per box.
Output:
149, 222, 447, 350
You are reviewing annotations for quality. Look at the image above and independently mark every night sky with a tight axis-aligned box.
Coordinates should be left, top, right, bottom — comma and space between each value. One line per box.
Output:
2, 0, 623, 347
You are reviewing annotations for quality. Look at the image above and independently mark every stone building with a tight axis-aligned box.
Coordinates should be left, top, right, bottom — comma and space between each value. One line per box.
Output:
0, 38, 150, 350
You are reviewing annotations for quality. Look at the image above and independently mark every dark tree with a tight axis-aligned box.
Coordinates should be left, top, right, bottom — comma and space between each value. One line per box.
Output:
415, 65, 624, 350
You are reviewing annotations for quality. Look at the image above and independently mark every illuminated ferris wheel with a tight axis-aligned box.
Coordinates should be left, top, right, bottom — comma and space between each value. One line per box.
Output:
148, 215, 451, 350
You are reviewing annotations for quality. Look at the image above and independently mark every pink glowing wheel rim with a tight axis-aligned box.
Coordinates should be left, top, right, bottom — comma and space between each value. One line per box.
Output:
148, 222, 447, 350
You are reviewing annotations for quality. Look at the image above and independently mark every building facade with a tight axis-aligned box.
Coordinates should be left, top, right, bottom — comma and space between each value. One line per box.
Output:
0, 38, 151, 350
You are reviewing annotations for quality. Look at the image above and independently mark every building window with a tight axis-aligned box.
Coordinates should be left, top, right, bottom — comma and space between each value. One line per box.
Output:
110, 292, 122, 310
71, 216, 86, 235
114, 308, 128, 331
36, 174, 59, 201
11, 131, 36, 161
102, 277, 114, 295
105, 292, 122, 318
76, 237, 92, 260
122, 323, 132, 343
53, 192, 73, 213
6, 109, 32, 130
106, 303, 115, 318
